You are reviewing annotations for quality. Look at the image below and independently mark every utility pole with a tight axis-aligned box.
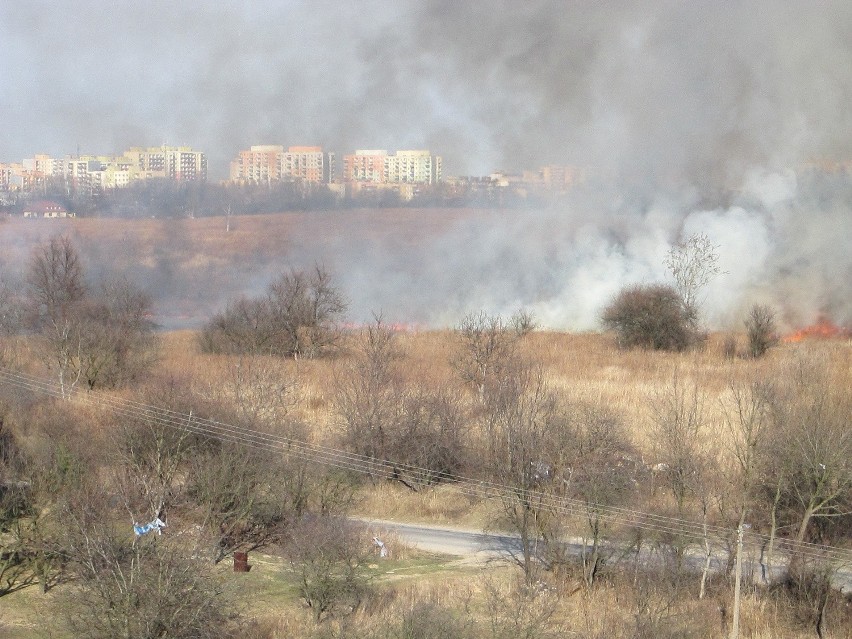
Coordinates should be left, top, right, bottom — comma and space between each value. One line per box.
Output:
731, 522, 749, 639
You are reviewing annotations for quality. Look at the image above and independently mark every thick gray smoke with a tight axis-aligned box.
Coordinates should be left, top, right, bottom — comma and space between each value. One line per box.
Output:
1, 1, 850, 330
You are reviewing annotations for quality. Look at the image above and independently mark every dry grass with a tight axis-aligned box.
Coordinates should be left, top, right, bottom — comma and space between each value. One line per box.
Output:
153, 327, 851, 479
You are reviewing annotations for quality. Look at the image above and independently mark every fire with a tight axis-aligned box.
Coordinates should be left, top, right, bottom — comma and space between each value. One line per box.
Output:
783, 316, 852, 343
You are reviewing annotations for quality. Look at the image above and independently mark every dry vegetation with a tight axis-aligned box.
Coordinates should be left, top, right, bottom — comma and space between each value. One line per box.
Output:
2, 217, 850, 638
3, 324, 851, 637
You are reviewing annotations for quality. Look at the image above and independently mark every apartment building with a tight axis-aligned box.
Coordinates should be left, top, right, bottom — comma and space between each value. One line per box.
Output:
343, 150, 387, 183
229, 145, 334, 184
343, 149, 442, 184
385, 149, 441, 184
124, 146, 207, 181
230, 145, 285, 183
282, 146, 334, 183
0, 146, 207, 196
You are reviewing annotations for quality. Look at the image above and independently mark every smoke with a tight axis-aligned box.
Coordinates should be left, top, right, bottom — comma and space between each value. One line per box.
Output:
1, 1, 850, 330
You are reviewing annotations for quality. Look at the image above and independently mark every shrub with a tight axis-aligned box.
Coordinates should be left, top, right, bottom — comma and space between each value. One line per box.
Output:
744, 304, 777, 358
600, 284, 695, 351
199, 265, 346, 358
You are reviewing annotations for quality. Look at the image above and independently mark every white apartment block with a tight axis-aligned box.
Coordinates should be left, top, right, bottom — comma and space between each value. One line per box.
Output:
343, 149, 442, 184
124, 146, 207, 181
384, 149, 441, 184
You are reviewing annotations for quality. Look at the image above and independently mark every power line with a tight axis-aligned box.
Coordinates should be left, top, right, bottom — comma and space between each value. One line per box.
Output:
1, 366, 850, 566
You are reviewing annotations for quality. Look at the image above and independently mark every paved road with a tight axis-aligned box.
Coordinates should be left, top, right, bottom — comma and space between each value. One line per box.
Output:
358, 518, 521, 558
358, 518, 852, 594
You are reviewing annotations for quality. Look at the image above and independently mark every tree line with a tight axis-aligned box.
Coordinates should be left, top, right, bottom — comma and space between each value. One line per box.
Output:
1, 176, 541, 219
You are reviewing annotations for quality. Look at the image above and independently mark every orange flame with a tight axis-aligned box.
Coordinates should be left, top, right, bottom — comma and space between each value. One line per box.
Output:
783, 316, 852, 343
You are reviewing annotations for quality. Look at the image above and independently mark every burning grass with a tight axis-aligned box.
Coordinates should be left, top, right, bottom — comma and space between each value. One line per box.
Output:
782, 315, 852, 343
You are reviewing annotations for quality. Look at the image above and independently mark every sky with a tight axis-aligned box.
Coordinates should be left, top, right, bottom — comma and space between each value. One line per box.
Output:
1, 1, 851, 329
2, 1, 850, 180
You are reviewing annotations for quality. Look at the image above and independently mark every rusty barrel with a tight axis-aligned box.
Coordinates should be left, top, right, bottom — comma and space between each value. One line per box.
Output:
233, 551, 250, 572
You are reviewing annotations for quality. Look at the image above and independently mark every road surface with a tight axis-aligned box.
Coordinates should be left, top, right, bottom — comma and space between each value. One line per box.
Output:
357, 517, 852, 594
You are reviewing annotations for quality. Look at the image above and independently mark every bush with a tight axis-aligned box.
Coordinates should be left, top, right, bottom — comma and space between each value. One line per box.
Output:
285, 516, 370, 622
744, 304, 777, 358
600, 284, 696, 351
199, 266, 347, 358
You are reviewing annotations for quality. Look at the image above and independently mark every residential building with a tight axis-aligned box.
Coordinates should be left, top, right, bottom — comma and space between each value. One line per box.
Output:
124, 146, 207, 181
343, 150, 387, 183
342, 149, 442, 185
23, 200, 73, 218
282, 146, 334, 183
229, 145, 335, 184
229, 145, 285, 183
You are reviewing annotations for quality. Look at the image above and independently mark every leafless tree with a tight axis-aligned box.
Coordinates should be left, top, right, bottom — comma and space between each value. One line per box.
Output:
187, 442, 305, 563
649, 370, 718, 589
25, 236, 87, 397
452, 310, 530, 403
112, 378, 216, 524
0, 279, 21, 337
198, 296, 274, 354
664, 232, 723, 326
388, 386, 469, 489
195, 354, 299, 434
59, 489, 237, 639
483, 359, 566, 584
762, 351, 852, 546
562, 402, 640, 588
721, 377, 774, 579
268, 265, 348, 359
285, 515, 371, 622
744, 303, 778, 359
200, 265, 347, 358
75, 278, 158, 389
335, 317, 404, 470
484, 575, 565, 639
24, 238, 157, 393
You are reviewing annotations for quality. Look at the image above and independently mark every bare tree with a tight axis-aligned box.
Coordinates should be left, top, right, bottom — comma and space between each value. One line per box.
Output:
267, 265, 348, 359
24, 238, 157, 393
663, 232, 723, 326
484, 360, 564, 584
0, 279, 21, 337
388, 386, 469, 489
59, 491, 237, 639
196, 354, 298, 433
25, 235, 86, 329
200, 265, 347, 358
562, 402, 640, 588
198, 296, 273, 355
285, 515, 371, 622
25, 236, 87, 397
187, 442, 305, 563
744, 304, 778, 358
452, 310, 529, 403
649, 370, 717, 589
75, 278, 158, 389
335, 317, 404, 470
112, 378, 216, 524
763, 352, 852, 545
484, 575, 565, 639
721, 377, 774, 579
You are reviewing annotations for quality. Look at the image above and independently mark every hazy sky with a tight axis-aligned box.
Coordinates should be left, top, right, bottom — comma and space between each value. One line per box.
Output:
2, 1, 850, 330
2, 1, 851, 182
